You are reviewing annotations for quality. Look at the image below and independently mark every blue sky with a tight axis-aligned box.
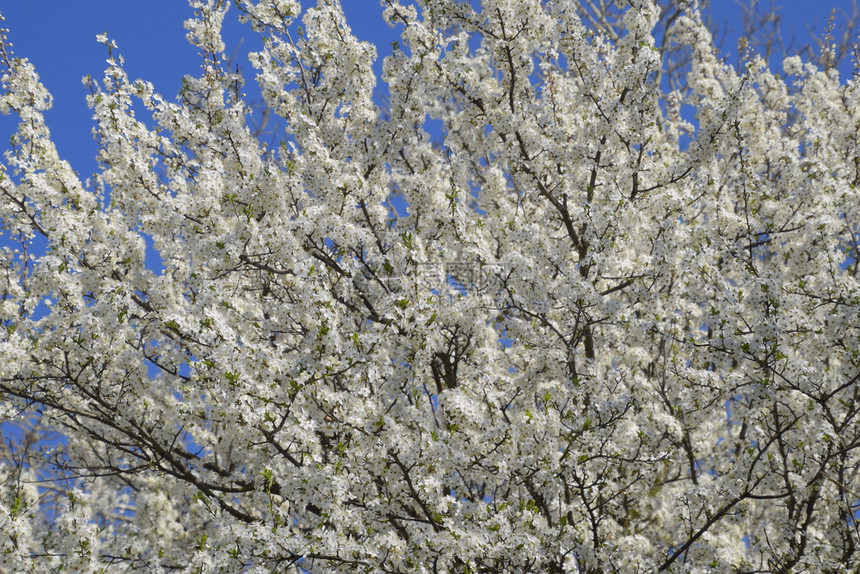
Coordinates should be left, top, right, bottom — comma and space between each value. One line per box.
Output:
0, 0, 855, 184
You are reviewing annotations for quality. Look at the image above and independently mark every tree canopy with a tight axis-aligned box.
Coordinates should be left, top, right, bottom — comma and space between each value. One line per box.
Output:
1, 0, 859, 572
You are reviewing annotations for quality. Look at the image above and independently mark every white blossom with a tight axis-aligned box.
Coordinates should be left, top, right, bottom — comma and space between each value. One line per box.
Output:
0, 0, 858, 572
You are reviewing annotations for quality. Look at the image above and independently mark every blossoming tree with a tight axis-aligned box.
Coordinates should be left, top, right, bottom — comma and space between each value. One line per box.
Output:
1, 0, 859, 572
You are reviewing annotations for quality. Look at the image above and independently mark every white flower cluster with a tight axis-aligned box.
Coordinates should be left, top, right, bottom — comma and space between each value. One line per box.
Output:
0, 0, 858, 572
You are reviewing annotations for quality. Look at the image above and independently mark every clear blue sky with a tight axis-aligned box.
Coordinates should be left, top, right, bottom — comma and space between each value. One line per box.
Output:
0, 0, 855, 182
